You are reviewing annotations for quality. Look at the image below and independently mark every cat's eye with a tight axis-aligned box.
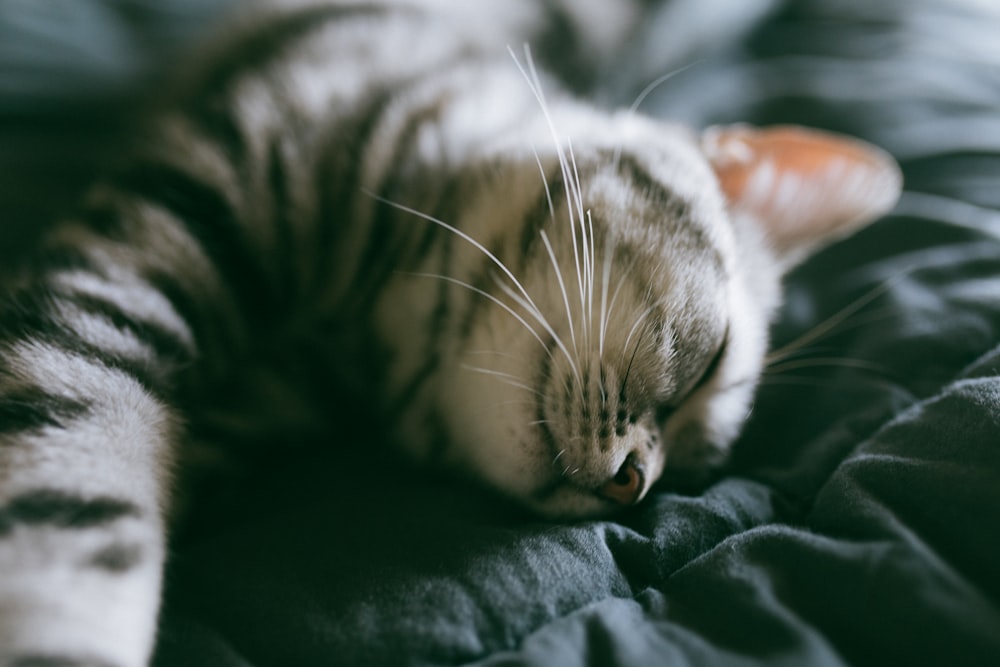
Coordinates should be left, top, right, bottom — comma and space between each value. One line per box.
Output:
694, 334, 728, 392
655, 403, 677, 424
656, 333, 729, 425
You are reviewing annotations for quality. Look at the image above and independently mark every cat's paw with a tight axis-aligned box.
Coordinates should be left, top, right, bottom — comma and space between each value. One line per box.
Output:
0, 493, 165, 667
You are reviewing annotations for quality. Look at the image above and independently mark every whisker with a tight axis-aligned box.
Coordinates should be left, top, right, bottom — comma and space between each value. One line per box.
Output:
627, 62, 703, 116
766, 356, 887, 376
531, 142, 556, 220
567, 139, 592, 348
467, 349, 520, 361
490, 399, 537, 409
541, 229, 578, 356
714, 376, 758, 394
367, 192, 548, 326
461, 363, 541, 397
494, 277, 582, 388
767, 274, 907, 365
598, 234, 614, 357
470, 398, 539, 420
621, 308, 654, 393
611, 61, 701, 173
530, 142, 579, 358
602, 257, 638, 354
758, 375, 901, 394
758, 376, 843, 389
621, 305, 654, 370
508, 45, 587, 332
586, 208, 597, 346
461, 364, 530, 383
402, 271, 552, 360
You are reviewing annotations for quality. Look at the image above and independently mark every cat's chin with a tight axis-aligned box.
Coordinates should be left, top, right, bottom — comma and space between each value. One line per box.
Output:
515, 484, 627, 520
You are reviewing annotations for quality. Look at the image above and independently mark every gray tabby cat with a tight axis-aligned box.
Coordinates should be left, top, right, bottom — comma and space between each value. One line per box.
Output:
0, 0, 900, 664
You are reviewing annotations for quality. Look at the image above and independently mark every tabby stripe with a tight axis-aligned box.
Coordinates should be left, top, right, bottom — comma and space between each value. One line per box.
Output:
347, 96, 454, 317
421, 407, 452, 467
0, 490, 140, 537
60, 292, 193, 366
614, 152, 693, 223
86, 542, 144, 574
9, 656, 121, 667
0, 388, 92, 437
0, 289, 67, 348
266, 138, 298, 305
385, 183, 462, 415
114, 161, 272, 327
535, 330, 561, 459
191, 3, 404, 108
48, 333, 166, 401
142, 268, 214, 364
18, 242, 102, 282
0, 290, 167, 398
388, 333, 441, 417
454, 229, 508, 345
187, 94, 247, 166
613, 152, 724, 269
388, 171, 493, 414
78, 204, 129, 243
311, 89, 395, 297
455, 169, 569, 349
313, 63, 485, 301
531, 331, 564, 502
188, 4, 421, 208
517, 169, 566, 276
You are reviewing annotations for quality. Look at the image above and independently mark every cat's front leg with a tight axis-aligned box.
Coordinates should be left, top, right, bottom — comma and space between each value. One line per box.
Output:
0, 270, 191, 666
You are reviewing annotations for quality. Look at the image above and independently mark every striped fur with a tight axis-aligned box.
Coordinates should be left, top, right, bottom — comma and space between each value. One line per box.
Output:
0, 1, 900, 664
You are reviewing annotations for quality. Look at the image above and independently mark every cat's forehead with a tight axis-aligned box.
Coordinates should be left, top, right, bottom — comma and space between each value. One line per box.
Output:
585, 139, 736, 278
585, 122, 735, 379
607, 114, 716, 184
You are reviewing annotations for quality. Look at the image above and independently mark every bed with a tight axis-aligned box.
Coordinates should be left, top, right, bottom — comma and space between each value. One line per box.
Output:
3, 1, 999, 665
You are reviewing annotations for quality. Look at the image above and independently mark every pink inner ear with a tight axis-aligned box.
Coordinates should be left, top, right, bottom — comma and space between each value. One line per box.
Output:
702, 125, 902, 263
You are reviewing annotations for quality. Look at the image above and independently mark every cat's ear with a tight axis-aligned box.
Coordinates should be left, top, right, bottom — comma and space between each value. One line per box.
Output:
701, 124, 902, 268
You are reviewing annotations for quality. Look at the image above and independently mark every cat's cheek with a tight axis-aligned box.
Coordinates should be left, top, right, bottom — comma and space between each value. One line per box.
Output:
434, 328, 554, 505
660, 368, 759, 478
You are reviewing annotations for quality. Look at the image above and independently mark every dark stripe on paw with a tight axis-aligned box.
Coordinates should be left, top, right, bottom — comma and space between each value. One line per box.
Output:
65, 292, 194, 366
0, 287, 170, 398
0, 490, 140, 536
86, 542, 144, 573
0, 388, 92, 437
11, 656, 121, 667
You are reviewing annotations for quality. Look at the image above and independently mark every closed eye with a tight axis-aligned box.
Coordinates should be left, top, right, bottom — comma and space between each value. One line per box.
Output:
655, 329, 729, 424
693, 330, 728, 393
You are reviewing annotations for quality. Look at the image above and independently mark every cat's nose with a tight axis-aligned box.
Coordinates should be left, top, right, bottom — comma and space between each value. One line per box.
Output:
598, 454, 645, 506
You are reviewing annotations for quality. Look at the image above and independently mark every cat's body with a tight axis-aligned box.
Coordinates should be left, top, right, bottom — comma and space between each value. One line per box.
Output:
0, 1, 900, 665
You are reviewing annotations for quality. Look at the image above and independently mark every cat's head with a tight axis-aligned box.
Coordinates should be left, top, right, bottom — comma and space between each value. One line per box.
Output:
438, 118, 901, 517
